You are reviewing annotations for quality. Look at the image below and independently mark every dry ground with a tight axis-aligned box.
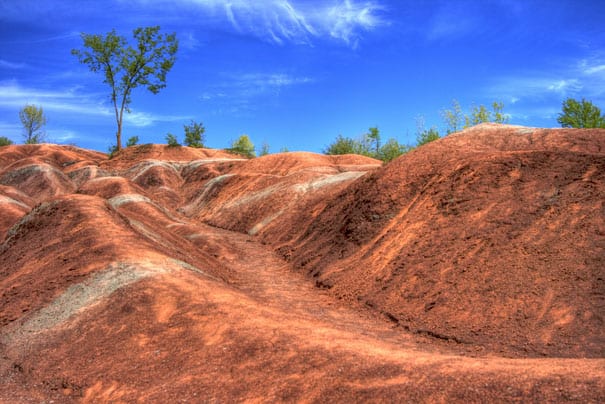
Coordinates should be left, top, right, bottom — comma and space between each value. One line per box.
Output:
0, 125, 604, 402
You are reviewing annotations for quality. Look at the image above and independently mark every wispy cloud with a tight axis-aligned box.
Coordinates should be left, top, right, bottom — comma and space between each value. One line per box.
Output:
124, 111, 189, 127
132, 0, 386, 47
0, 81, 187, 127
484, 55, 605, 124
199, 72, 313, 116
201, 72, 312, 99
427, 3, 478, 41
0, 60, 26, 69
488, 56, 605, 105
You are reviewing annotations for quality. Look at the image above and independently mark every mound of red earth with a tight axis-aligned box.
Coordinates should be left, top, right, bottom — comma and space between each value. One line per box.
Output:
273, 123, 605, 358
0, 128, 604, 402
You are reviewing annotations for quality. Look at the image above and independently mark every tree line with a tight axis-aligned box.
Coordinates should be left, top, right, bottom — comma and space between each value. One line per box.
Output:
2, 25, 605, 159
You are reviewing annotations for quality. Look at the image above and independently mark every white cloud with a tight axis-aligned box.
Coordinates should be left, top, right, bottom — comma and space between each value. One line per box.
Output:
322, 0, 383, 47
579, 58, 605, 76
584, 65, 605, 74
0, 60, 26, 69
488, 76, 584, 103
135, 0, 385, 47
0, 81, 186, 128
483, 55, 605, 124
201, 72, 313, 100
488, 55, 605, 106
180, 31, 201, 51
198, 72, 313, 116
124, 111, 189, 127
427, 4, 477, 41
0, 121, 21, 139
50, 129, 78, 143
546, 79, 582, 93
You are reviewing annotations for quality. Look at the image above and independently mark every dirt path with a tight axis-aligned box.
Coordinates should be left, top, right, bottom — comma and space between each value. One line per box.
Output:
168, 224, 605, 396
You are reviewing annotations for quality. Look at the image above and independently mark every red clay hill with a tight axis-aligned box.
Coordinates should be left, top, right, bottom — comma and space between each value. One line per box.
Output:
0, 124, 603, 402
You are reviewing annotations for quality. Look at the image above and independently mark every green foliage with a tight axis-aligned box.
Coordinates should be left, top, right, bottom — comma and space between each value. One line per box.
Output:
279, 146, 290, 153
165, 133, 180, 147
492, 101, 508, 124
380, 138, 411, 162
183, 120, 205, 148
557, 98, 605, 128
442, 100, 509, 133
325, 131, 410, 162
72, 26, 178, 151
365, 126, 381, 156
126, 135, 139, 147
229, 134, 255, 158
324, 134, 362, 155
465, 104, 490, 127
0, 136, 14, 146
19, 104, 47, 144
464, 102, 510, 128
417, 128, 440, 146
441, 99, 464, 134
259, 142, 270, 156
107, 143, 119, 158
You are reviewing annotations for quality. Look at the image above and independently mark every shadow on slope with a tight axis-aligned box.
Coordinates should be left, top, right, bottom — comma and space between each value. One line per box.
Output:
273, 125, 605, 358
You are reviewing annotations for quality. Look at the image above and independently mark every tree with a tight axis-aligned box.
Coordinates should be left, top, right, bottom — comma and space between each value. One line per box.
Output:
166, 133, 180, 147
0, 136, 14, 146
72, 26, 178, 151
417, 128, 440, 146
366, 126, 381, 157
557, 98, 605, 128
324, 134, 365, 156
229, 134, 255, 158
465, 104, 491, 127
380, 138, 411, 162
259, 142, 270, 156
441, 99, 464, 134
19, 104, 47, 144
415, 115, 440, 147
492, 101, 509, 124
126, 135, 139, 147
183, 120, 205, 148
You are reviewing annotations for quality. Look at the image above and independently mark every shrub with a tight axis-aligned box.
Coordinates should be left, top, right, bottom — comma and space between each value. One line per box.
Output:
126, 136, 139, 147
183, 120, 205, 148
166, 133, 180, 147
0, 136, 14, 146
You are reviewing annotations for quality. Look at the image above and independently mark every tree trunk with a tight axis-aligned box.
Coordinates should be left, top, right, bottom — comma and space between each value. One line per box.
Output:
116, 122, 122, 151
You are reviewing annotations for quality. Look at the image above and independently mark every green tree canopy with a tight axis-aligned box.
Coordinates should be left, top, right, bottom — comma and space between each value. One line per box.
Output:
126, 135, 139, 147
165, 133, 180, 147
324, 134, 367, 156
325, 132, 410, 162
557, 98, 605, 128
183, 120, 205, 148
416, 127, 440, 147
442, 100, 509, 133
0, 136, 14, 146
19, 104, 47, 144
72, 26, 178, 151
259, 142, 270, 156
380, 138, 411, 162
366, 126, 381, 157
229, 134, 255, 158
441, 99, 464, 134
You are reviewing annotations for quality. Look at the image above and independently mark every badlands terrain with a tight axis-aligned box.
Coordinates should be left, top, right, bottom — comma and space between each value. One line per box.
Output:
0, 123, 603, 402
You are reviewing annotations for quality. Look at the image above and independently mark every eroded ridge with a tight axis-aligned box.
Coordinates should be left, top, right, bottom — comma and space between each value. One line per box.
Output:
0, 128, 604, 402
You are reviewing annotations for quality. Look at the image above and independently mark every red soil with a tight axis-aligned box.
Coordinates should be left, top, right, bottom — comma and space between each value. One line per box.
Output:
274, 124, 605, 358
0, 128, 604, 402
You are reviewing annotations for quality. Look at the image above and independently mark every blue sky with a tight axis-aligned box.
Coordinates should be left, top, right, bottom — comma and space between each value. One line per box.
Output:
1, 0, 604, 153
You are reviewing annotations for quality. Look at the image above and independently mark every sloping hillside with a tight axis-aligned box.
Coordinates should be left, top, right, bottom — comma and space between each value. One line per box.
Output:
0, 129, 604, 402
267, 124, 605, 358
